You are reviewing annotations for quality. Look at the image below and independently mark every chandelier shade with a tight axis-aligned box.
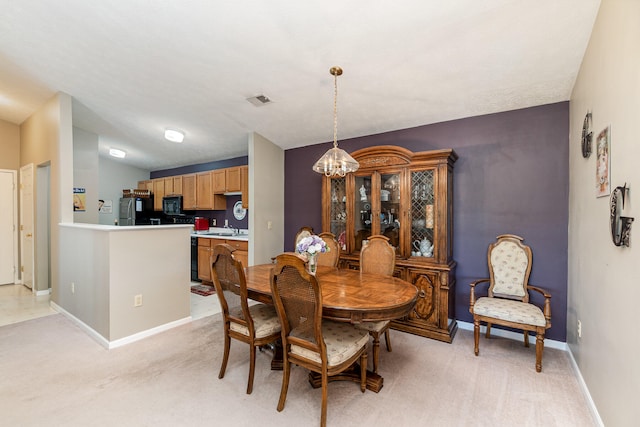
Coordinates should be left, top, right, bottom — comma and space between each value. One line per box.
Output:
312, 66, 359, 177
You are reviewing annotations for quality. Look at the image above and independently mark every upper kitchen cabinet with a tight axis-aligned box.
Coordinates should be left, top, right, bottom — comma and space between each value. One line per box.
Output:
137, 180, 153, 192
164, 176, 182, 196
213, 166, 242, 194
321, 145, 458, 342
153, 178, 165, 211
182, 174, 197, 210
241, 165, 249, 209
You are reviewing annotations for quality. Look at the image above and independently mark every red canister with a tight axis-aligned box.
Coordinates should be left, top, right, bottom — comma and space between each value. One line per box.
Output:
194, 217, 209, 231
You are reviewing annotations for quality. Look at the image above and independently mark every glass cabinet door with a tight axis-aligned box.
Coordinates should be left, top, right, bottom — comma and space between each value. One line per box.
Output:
329, 177, 347, 250
379, 172, 401, 253
353, 174, 373, 251
410, 169, 435, 258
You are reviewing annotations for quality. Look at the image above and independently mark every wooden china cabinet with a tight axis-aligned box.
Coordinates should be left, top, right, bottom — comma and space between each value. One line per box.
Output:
321, 145, 458, 342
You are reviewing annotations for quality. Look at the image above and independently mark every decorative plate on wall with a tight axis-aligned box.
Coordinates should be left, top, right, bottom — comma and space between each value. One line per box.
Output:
233, 200, 247, 220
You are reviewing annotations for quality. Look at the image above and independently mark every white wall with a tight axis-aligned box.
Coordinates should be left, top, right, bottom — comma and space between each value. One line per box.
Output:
58, 224, 191, 343
248, 132, 284, 265
569, 1, 639, 425
98, 156, 150, 226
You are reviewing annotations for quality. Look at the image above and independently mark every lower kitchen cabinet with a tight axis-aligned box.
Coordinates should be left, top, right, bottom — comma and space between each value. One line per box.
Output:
197, 238, 248, 282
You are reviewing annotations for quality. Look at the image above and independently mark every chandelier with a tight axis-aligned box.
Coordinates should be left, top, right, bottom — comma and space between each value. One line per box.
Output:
312, 66, 359, 177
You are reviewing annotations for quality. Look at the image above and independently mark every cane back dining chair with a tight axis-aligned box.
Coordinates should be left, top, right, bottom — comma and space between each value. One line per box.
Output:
358, 234, 395, 374
270, 253, 368, 427
210, 243, 281, 393
316, 232, 340, 267
469, 234, 552, 372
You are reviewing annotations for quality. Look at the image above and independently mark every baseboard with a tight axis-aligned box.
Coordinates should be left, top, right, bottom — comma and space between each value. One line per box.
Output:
50, 301, 192, 350
457, 320, 567, 350
457, 320, 603, 426
566, 346, 605, 427
35, 288, 51, 296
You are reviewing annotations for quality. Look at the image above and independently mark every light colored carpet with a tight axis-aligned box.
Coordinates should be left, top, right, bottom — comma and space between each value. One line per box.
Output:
0, 314, 597, 427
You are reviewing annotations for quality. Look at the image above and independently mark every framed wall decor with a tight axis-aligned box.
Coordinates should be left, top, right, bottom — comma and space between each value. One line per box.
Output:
595, 126, 610, 198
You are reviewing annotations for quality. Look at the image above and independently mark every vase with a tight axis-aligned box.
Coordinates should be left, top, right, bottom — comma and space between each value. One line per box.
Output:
307, 253, 317, 275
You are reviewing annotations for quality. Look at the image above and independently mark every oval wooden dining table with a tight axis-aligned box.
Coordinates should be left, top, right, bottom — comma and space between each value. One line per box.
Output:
244, 263, 419, 392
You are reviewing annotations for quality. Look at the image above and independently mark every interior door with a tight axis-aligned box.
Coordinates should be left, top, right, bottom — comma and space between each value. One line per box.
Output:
20, 164, 34, 290
0, 170, 17, 285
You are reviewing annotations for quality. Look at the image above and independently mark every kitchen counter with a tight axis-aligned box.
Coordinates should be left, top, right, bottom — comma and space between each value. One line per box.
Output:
191, 228, 249, 241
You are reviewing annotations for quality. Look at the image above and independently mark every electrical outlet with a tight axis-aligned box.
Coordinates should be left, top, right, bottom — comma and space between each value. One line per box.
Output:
267, 220, 272, 230
212, 219, 216, 226
71, 282, 75, 294
134, 294, 143, 307
224, 219, 229, 227
577, 320, 582, 338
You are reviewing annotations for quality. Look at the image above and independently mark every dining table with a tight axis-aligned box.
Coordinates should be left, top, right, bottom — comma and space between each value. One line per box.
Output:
244, 263, 419, 392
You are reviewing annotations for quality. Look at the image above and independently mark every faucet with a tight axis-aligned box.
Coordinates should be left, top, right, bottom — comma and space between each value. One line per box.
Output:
224, 222, 240, 235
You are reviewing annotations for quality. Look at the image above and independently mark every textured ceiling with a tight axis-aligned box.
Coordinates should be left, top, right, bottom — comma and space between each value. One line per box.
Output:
0, 1, 600, 171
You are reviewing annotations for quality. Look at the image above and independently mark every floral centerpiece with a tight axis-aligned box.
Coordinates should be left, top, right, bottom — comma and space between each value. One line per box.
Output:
296, 235, 329, 274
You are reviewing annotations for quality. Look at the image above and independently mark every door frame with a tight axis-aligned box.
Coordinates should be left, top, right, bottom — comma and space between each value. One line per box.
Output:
0, 169, 19, 285
19, 163, 35, 292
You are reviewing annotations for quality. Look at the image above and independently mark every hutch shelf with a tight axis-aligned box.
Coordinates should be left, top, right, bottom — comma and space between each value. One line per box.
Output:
322, 145, 458, 342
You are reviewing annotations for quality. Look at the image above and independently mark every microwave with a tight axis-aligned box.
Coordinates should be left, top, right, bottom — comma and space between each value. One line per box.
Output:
162, 196, 183, 215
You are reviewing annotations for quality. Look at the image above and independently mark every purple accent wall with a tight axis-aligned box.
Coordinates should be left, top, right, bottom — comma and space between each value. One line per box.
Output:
285, 102, 569, 341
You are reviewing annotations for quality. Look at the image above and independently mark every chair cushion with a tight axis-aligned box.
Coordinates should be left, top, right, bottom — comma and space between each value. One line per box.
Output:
356, 320, 390, 333
229, 304, 281, 338
473, 297, 546, 327
291, 320, 369, 367
490, 241, 528, 298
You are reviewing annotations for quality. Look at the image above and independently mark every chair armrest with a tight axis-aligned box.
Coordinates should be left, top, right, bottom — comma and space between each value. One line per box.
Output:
528, 285, 552, 328
469, 279, 490, 313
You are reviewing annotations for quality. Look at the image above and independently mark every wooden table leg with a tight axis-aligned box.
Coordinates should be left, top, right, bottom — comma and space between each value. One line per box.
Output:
307, 365, 384, 393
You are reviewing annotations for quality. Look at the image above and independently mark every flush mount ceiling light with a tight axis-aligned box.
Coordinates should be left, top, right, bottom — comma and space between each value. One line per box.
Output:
312, 66, 359, 177
109, 148, 126, 158
164, 129, 184, 143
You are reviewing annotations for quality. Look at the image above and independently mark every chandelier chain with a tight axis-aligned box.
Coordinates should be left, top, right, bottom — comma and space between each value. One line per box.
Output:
333, 70, 339, 149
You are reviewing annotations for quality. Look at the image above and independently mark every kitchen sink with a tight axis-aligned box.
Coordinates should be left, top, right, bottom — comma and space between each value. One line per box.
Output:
203, 232, 236, 236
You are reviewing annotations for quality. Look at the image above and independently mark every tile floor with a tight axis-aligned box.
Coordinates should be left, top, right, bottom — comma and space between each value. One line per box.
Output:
0, 282, 222, 328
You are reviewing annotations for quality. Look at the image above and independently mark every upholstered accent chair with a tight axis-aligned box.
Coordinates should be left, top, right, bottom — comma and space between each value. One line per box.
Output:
316, 232, 340, 267
469, 234, 552, 372
270, 253, 368, 427
210, 244, 281, 394
358, 234, 395, 373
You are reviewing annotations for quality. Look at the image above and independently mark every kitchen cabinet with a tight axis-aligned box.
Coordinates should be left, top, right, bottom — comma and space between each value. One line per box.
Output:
182, 174, 197, 210
321, 145, 457, 342
137, 166, 244, 211
225, 167, 241, 192
137, 180, 153, 192
153, 178, 165, 211
213, 166, 242, 194
196, 171, 226, 210
197, 237, 248, 282
241, 165, 249, 209
171, 176, 182, 195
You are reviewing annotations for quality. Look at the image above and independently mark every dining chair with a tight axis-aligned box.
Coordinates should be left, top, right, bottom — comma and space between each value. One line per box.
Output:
469, 234, 552, 372
358, 234, 395, 374
270, 253, 368, 427
316, 232, 340, 267
210, 243, 281, 394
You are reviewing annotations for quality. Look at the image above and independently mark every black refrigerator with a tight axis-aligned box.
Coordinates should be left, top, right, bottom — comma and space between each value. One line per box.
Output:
118, 196, 154, 225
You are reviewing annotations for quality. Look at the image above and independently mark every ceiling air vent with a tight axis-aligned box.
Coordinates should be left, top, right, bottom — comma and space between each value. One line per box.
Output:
246, 94, 272, 107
